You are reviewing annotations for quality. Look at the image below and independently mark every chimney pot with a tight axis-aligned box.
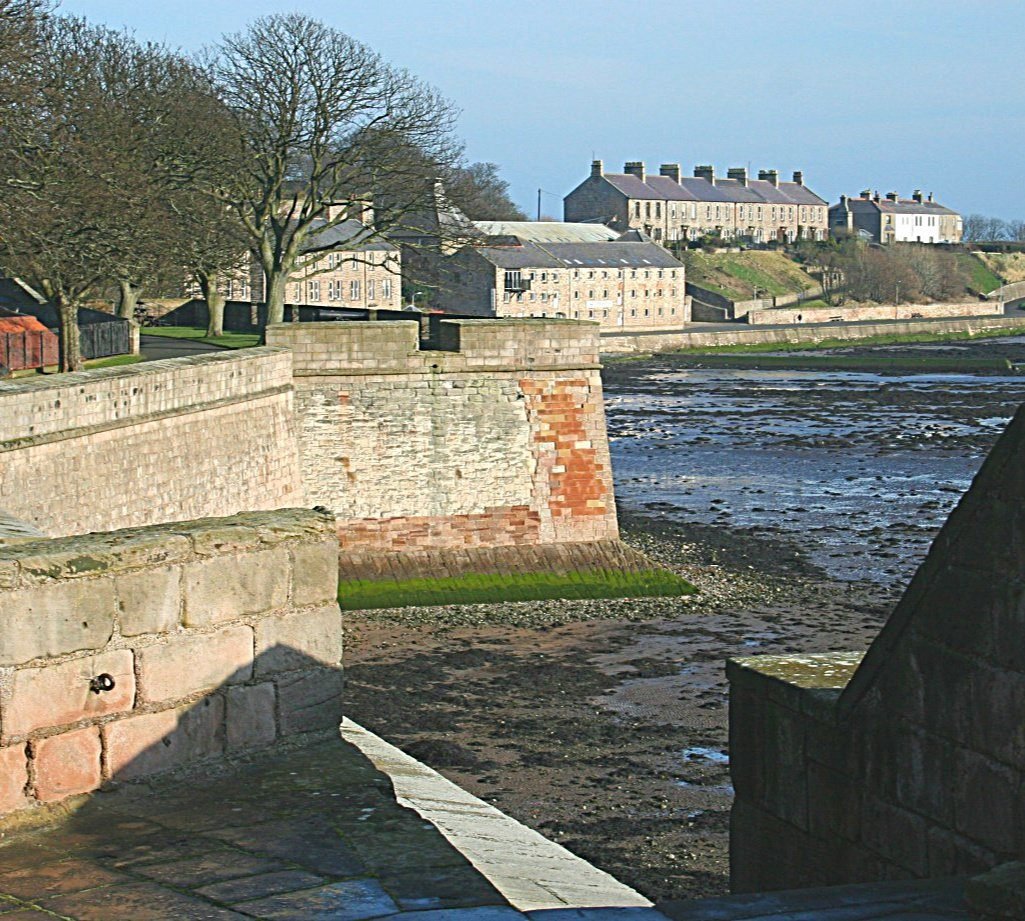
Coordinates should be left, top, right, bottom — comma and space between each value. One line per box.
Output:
591, 159, 604, 179
860, 189, 871, 199
758, 169, 779, 187
792, 170, 804, 186
624, 161, 646, 182
886, 191, 898, 202
727, 167, 749, 187
659, 163, 682, 184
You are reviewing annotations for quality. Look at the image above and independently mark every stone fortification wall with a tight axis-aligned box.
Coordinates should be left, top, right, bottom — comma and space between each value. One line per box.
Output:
267, 319, 619, 556
729, 401, 1025, 892
0, 509, 341, 823
600, 314, 1025, 354
0, 349, 301, 537
745, 300, 1000, 325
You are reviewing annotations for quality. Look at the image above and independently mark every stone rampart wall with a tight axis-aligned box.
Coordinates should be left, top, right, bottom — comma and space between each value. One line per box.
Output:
600, 315, 1025, 354
729, 401, 1025, 892
0, 349, 301, 537
746, 300, 999, 325
268, 320, 619, 555
0, 509, 341, 823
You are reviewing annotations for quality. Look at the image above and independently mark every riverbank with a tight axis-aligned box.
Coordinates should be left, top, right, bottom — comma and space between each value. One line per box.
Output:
343, 510, 894, 904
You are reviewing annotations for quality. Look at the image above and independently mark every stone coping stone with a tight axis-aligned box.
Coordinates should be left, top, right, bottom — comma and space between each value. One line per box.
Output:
0, 508, 336, 585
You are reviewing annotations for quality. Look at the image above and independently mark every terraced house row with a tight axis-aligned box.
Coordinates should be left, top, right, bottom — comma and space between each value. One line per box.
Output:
565, 159, 829, 244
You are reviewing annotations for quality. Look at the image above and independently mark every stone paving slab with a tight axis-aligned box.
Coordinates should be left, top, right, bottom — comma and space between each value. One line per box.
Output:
0, 725, 669, 920
657, 877, 968, 920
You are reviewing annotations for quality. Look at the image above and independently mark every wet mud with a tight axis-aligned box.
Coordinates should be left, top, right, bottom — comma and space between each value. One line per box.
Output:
343, 338, 1025, 905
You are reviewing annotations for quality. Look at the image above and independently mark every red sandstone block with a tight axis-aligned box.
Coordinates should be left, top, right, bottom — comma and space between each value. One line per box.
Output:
0, 746, 27, 813
3, 650, 135, 739
103, 697, 224, 781
34, 727, 102, 803
137, 625, 253, 704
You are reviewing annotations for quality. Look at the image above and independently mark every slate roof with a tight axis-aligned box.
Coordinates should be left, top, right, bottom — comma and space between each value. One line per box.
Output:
838, 197, 959, 217
304, 218, 397, 252
595, 172, 827, 207
474, 221, 618, 243
475, 240, 682, 271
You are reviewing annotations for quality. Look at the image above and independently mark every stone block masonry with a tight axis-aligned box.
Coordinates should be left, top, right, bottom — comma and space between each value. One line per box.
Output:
0, 508, 342, 823
0, 348, 301, 537
268, 319, 620, 563
729, 399, 1025, 893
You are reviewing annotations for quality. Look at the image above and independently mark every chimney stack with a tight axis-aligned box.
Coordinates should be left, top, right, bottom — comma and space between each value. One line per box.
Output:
874, 191, 881, 202
792, 170, 804, 186
694, 164, 715, 184
927, 192, 933, 202
659, 163, 682, 184
912, 189, 923, 203
624, 161, 646, 182
727, 167, 749, 187
591, 159, 604, 179
886, 191, 898, 202
758, 169, 779, 187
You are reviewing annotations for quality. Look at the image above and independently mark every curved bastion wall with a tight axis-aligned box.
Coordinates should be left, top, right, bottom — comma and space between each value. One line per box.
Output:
0, 318, 619, 561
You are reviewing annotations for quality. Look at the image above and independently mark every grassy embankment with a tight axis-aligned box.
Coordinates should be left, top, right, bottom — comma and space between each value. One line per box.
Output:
142, 326, 261, 349
956, 252, 1004, 294
683, 250, 820, 300
338, 568, 697, 611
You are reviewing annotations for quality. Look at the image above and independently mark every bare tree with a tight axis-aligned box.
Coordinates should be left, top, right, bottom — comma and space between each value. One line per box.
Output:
0, 17, 218, 369
446, 162, 526, 221
1007, 220, 1025, 243
208, 13, 464, 328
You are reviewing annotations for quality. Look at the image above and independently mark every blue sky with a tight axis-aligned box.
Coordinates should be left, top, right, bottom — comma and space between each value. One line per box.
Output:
61, 0, 1025, 218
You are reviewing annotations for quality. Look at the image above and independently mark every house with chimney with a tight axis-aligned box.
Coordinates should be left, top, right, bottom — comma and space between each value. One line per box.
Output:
829, 190, 963, 244
564, 160, 829, 245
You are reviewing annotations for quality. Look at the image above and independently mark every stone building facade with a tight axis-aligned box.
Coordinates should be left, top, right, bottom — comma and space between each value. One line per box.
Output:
424, 224, 690, 331
226, 217, 403, 310
564, 160, 829, 244
829, 190, 963, 244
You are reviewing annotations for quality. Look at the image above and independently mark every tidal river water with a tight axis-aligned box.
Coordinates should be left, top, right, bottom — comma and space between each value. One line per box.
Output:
603, 354, 1025, 584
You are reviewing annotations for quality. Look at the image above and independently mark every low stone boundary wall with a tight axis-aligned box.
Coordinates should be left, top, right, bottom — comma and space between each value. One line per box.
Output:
600, 315, 1025, 354
0, 508, 341, 824
745, 301, 999, 325
729, 400, 1025, 893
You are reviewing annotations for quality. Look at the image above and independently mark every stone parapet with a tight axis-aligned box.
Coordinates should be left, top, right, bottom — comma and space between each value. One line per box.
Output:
0, 349, 301, 537
0, 508, 342, 824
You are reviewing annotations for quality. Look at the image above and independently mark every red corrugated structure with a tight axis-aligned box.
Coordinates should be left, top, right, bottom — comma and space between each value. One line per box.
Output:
0, 310, 59, 371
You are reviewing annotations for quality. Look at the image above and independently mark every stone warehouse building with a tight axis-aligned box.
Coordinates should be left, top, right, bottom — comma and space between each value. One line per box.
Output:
564, 160, 829, 244
425, 222, 690, 331
829, 190, 963, 244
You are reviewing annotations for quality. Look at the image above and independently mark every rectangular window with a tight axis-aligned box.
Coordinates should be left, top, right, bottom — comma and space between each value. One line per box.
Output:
504, 270, 521, 291
382, 278, 392, 299
367, 280, 375, 301
349, 280, 360, 300
308, 280, 320, 301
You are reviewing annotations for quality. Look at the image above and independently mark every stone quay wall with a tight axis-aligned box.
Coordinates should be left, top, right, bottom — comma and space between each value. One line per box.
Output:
267, 319, 619, 557
0, 349, 301, 537
600, 314, 1025, 354
0, 508, 341, 824
729, 400, 1025, 893
745, 300, 1000, 325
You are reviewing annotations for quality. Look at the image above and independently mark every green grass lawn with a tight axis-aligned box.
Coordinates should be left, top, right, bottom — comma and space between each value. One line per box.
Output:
955, 252, 1003, 295
338, 567, 697, 611
143, 326, 261, 349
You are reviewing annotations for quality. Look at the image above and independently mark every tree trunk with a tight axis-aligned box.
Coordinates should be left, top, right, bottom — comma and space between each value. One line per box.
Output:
117, 279, 142, 320
198, 271, 226, 337
265, 270, 288, 328
55, 296, 83, 373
